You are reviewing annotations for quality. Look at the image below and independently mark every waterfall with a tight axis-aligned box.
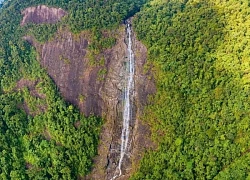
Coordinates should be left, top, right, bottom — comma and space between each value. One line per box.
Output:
111, 21, 135, 180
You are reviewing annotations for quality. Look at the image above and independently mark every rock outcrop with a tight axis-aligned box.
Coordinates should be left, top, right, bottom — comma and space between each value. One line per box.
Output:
23, 30, 103, 116
16, 78, 47, 116
22, 10, 155, 179
95, 25, 156, 180
21, 5, 67, 26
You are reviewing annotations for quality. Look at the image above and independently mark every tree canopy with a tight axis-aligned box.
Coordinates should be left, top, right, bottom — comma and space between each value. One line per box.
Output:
131, 0, 250, 179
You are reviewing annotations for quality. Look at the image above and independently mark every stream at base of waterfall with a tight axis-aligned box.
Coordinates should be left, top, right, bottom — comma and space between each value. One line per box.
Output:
111, 20, 135, 180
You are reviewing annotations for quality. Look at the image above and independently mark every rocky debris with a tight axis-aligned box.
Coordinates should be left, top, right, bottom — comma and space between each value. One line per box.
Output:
21, 5, 67, 26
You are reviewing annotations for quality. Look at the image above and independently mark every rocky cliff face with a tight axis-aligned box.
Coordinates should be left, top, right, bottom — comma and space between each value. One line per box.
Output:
24, 30, 103, 116
95, 25, 155, 180
21, 7, 155, 180
21, 5, 67, 26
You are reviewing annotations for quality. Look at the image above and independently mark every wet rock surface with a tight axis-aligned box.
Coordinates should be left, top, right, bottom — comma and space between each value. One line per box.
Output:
88, 25, 156, 180
21, 5, 67, 26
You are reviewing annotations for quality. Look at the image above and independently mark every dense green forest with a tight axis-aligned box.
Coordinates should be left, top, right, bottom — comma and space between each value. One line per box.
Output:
2, 0, 250, 179
0, 0, 147, 179
131, 0, 250, 179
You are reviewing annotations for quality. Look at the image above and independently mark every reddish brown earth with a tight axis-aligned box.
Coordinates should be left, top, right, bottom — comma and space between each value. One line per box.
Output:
21, 8, 155, 180
43, 129, 52, 141
21, 5, 67, 26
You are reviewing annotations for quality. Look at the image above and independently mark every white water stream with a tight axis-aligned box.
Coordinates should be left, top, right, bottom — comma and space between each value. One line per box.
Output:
111, 21, 135, 180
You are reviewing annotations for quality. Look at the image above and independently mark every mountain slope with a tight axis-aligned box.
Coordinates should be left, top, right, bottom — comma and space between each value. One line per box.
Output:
2, 0, 250, 179
0, 0, 149, 179
131, 0, 250, 179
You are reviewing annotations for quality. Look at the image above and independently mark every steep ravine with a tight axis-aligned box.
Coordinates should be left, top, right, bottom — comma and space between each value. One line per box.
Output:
110, 21, 135, 180
21, 6, 155, 179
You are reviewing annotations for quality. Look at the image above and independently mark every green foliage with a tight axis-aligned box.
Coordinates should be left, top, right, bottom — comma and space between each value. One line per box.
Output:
131, 0, 250, 179
26, 24, 58, 43
0, 0, 110, 179
88, 28, 117, 55
0, 46, 102, 178
0, 44, 102, 178
66, 0, 148, 33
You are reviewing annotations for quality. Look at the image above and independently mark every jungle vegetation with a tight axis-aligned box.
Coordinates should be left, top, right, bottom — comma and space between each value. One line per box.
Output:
1, 0, 250, 179
131, 0, 250, 179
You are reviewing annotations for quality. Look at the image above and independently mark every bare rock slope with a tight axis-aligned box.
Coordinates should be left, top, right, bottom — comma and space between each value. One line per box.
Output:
21, 5, 67, 26
21, 7, 155, 179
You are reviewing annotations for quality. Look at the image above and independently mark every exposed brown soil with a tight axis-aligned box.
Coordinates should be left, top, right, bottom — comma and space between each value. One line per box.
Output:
16, 78, 36, 89
43, 128, 52, 141
25, 163, 33, 170
74, 120, 81, 129
21, 101, 32, 116
21, 5, 67, 26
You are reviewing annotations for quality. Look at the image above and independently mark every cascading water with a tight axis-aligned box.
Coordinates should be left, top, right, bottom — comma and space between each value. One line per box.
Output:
111, 21, 135, 180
